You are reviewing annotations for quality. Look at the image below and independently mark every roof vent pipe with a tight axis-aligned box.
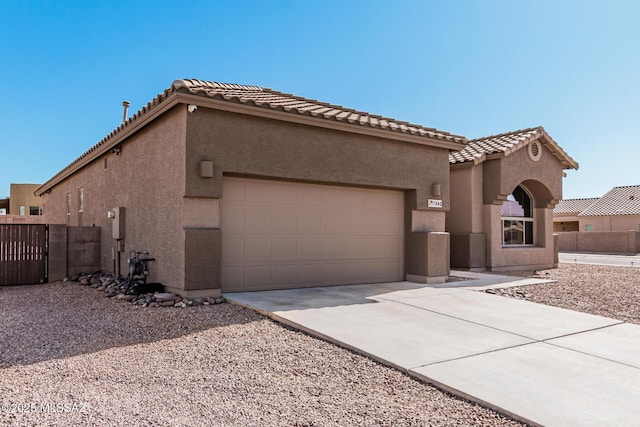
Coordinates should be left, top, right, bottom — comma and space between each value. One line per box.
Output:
122, 100, 130, 124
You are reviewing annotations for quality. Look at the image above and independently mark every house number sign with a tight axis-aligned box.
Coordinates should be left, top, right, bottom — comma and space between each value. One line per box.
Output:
428, 199, 443, 208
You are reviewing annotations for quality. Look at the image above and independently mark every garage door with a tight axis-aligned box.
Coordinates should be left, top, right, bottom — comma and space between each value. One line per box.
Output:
221, 177, 404, 292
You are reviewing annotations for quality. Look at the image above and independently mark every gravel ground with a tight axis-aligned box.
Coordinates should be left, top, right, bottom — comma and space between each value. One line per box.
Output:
487, 263, 640, 324
0, 281, 523, 427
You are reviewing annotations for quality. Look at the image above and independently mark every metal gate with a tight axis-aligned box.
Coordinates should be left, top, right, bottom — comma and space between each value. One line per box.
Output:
0, 224, 48, 285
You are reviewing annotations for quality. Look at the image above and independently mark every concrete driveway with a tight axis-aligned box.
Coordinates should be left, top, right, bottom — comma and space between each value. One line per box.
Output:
226, 273, 640, 427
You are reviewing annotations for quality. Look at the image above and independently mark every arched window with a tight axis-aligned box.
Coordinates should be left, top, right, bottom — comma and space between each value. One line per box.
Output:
501, 185, 533, 246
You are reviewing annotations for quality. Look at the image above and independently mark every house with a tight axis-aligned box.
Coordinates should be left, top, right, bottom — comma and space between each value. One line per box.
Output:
0, 183, 45, 224
554, 185, 640, 254
36, 79, 467, 297
447, 127, 578, 271
553, 198, 599, 232
555, 185, 640, 232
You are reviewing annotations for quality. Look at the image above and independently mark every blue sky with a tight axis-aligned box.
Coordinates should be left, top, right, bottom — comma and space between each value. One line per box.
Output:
1, 0, 638, 200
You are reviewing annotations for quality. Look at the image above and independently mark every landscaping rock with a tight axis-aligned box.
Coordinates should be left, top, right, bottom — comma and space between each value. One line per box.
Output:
154, 292, 177, 301
72, 272, 225, 309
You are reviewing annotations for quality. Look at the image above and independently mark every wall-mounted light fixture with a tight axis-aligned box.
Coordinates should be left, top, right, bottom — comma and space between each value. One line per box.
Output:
199, 160, 214, 178
431, 183, 442, 197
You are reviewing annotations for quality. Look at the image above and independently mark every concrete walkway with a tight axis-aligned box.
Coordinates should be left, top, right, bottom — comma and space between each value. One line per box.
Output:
225, 273, 640, 426
559, 252, 640, 268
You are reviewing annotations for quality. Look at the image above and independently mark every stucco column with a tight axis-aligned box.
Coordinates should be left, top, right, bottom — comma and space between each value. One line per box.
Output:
179, 197, 222, 298
405, 209, 449, 284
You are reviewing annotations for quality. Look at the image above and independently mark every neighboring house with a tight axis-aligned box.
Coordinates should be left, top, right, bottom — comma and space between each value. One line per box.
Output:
0, 183, 45, 223
554, 185, 640, 232
36, 79, 467, 297
553, 198, 599, 231
447, 127, 578, 271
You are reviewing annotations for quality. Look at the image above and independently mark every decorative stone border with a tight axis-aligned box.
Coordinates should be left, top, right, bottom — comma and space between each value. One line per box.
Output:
66, 273, 226, 307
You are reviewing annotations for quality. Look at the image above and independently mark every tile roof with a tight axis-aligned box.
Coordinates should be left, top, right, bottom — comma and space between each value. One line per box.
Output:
449, 126, 578, 170
37, 79, 468, 195
553, 198, 599, 215
578, 185, 640, 216
172, 79, 466, 144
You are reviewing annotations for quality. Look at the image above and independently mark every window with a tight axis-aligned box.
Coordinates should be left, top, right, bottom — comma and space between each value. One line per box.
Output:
66, 193, 71, 226
29, 206, 43, 215
501, 185, 534, 246
19, 205, 25, 216
585, 224, 592, 232
78, 188, 84, 226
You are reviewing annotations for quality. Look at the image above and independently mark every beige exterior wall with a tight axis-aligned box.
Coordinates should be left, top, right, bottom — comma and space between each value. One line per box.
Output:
448, 141, 564, 271
183, 107, 452, 288
0, 215, 45, 224
42, 107, 187, 290
448, 165, 484, 233
8, 184, 43, 216
184, 108, 451, 208
558, 230, 640, 253
40, 101, 454, 294
578, 215, 640, 232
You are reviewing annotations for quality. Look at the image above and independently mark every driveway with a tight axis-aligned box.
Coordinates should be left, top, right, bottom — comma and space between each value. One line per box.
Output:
226, 273, 640, 427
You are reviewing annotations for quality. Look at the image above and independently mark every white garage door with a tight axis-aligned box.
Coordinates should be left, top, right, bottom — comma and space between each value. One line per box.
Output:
221, 177, 405, 292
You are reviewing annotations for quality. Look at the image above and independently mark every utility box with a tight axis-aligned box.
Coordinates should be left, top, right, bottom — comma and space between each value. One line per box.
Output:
110, 207, 126, 240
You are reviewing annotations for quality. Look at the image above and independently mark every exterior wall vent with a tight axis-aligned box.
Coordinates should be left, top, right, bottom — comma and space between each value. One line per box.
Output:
528, 141, 542, 161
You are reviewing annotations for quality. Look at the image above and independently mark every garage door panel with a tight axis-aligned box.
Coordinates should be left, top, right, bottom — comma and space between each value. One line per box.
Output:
321, 209, 344, 234
297, 186, 324, 207
342, 211, 369, 235
372, 211, 405, 234
272, 207, 298, 234
296, 208, 323, 234
321, 187, 349, 208
221, 177, 404, 292
271, 183, 298, 204
272, 237, 298, 259
244, 180, 273, 203
296, 263, 323, 284
321, 237, 343, 258
245, 208, 272, 234
320, 262, 348, 282
221, 237, 244, 263
273, 264, 299, 285
298, 237, 323, 258
245, 265, 274, 288
245, 237, 272, 260
342, 238, 378, 259
221, 204, 245, 234
221, 266, 244, 289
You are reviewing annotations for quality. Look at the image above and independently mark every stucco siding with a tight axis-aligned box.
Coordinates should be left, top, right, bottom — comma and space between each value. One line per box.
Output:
8, 184, 42, 216
183, 107, 451, 286
42, 107, 187, 288
611, 215, 640, 231
483, 147, 563, 206
184, 108, 450, 210
448, 165, 484, 234
558, 230, 640, 253
451, 143, 562, 271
